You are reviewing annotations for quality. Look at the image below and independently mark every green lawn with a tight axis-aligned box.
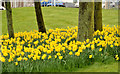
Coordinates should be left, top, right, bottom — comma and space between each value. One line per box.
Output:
1, 7, 119, 72
76, 62, 118, 72
2, 7, 118, 34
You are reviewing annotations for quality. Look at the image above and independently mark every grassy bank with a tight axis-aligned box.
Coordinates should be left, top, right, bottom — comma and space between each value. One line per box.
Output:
2, 7, 118, 34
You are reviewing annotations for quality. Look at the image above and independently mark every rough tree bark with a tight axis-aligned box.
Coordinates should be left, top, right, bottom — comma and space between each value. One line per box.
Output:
5, 0, 14, 38
34, 0, 46, 33
77, 2, 94, 42
94, 1, 102, 31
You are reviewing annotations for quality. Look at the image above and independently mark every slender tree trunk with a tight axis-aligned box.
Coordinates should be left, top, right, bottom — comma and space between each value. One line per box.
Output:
105, 0, 108, 9
94, 1, 102, 31
77, 2, 94, 42
34, 0, 46, 33
0, 0, 2, 7
118, 1, 120, 62
105, 0, 110, 9
5, 0, 14, 38
118, 1, 120, 35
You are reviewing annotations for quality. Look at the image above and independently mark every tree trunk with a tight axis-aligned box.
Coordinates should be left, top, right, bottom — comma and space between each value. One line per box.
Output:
105, 0, 110, 9
77, 2, 94, 42
34, 0, 46, 33
118, 1, 120, 62
105, 0, 108, 9
94, 1, 102, 31
5, 1, 14, 38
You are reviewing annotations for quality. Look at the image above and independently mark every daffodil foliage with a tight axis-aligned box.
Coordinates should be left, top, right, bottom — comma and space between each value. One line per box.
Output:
0, 25, 120, 72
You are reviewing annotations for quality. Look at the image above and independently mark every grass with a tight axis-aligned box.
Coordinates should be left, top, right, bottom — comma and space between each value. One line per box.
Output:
1, 7, 119, 72
76, 62, 118, 72
1, 7, 118, 34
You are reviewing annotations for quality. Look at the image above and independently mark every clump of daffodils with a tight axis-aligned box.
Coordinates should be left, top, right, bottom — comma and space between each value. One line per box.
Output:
0, 25, 119, 66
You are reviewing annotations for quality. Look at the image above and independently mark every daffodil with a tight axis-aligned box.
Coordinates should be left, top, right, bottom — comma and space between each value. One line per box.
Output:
55, 55, 57, 58
47, 50, 51, 54
1, 57, 5, 62
91, 44, 95, 50
21, 52, 25, 56
48, 55, 52, 59
33, 57, 37, 60
59, 56, 63, 60
69, 51, 73, 55
89, 55, 92, 59
110, 45, 113, 48
42, 54, 47, 60
15, 62, 18, 66
23, 57, 28, 61
17, 56, 22, 61
75, 52, 80, 56
57, 53, 61, 56
116, 57, 119, 61
99, 48, 102, 52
